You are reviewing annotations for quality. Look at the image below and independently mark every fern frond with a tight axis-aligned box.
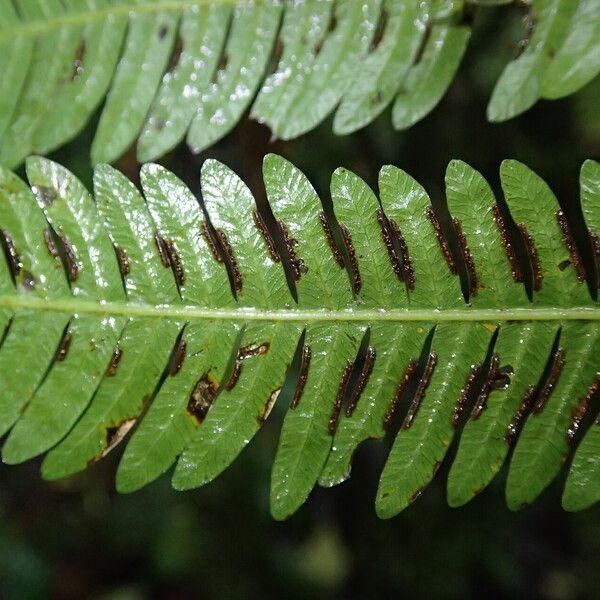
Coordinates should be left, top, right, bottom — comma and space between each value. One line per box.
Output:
0, 0, 598, 167
0, 155, 599, 518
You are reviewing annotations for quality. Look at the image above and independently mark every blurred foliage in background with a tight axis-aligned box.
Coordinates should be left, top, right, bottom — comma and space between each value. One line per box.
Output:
1, 7, 599, 600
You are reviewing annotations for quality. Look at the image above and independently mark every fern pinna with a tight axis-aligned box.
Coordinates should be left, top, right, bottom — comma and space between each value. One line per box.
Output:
1, 0, 599, 167
0, 155, 598, 519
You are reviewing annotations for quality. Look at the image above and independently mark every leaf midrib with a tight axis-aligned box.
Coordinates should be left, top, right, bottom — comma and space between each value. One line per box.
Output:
1, 294, 598, 322
0, 0, 242, 44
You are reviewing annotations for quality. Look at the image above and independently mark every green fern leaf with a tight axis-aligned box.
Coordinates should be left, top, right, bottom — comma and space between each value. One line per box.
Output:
0, 154, 599, 519
1, 0, 599, 167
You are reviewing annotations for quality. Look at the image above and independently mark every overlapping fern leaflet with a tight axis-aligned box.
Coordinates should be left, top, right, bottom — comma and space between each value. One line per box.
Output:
0, 0, 598, 167
0, 155, 599, 518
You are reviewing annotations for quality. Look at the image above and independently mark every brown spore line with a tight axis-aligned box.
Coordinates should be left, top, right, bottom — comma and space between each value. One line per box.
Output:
291, 344, 312, 409
453, 217, 478, 297
214, 227, 242, 294
517, 223, 542, 292
452, 363, 483, 428
60, 234, 80, 282
329, 361, 354, 434
339, 222, 362, 295
154, 232, 171, 268
383, 360, 418, 432
1, 231, 22, 279
402, 352, 437, 430
556, 209, 585, 282
252, 210, 280, 262
277, 218, 307, 281
319, 212, 345, 268
532, 348, 565, 414
492, 204, 523, 283
567, 375, 600, 443
470, 354, 513, 421
426, 206, 457, 274
345, 346, 376, 417
506, 385, 537, 445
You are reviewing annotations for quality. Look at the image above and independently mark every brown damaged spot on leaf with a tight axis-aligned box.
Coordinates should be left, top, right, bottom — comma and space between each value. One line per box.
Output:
470, 354, 513, 420
32, 185, 57, 207
556, 209, 586, 282
518, 223, 542, 291
453, 217, 478, 296
258, 388, 281, 424
105, 345, 123, 377
492, 204, 523, 283
345, 346, 376, 417
60, 234, 80, 281
319, 212, 345, 268
277, 219, 307, 281
452, 363, 483, 428
167, 36, 184, 73
339, 222, 362, 294
158, 24, 169, 40
55, 331, 72, 362
169, 338, 186, 376
89, 419, 136, 464
252, 210, 280, 262
115, 246, 130, 277
188, 372, 219, 424
567, 375, 600, 443
413, 20, 432, 66
225, 342, 271, 391
329, 361, 354, 434
383, 359, 418, 431
409, 462, 441, 505
291, 344, 311, 409
72, 40, 85, 80
426, 207, 457, 274
403, 352, 437, 430
533, 348, 564, 414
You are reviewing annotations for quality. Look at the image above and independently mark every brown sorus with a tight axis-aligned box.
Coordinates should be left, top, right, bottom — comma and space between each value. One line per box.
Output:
403, 352, 438, 429
453, 217, 478, 296
426, 206, 457, 274
517, 223, 542, 291
319, 212, 345, 268
533, 348, 565, 413
215, 228, 242, 293
154, 232, 171, 267
328, 361, 354, 434
291, 345, 311, 409
383, 360, 418, 431
345, 346, 376, 417
115, 246, 130, 277
492, 204, 523, 283
556, 209, 586, 282
452, 363, 483, 428
339, 222, 362, 294
252, 210, 280, 262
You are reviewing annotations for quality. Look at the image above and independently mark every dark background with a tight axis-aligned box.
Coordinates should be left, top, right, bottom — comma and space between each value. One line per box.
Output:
1, 6, 599, 600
